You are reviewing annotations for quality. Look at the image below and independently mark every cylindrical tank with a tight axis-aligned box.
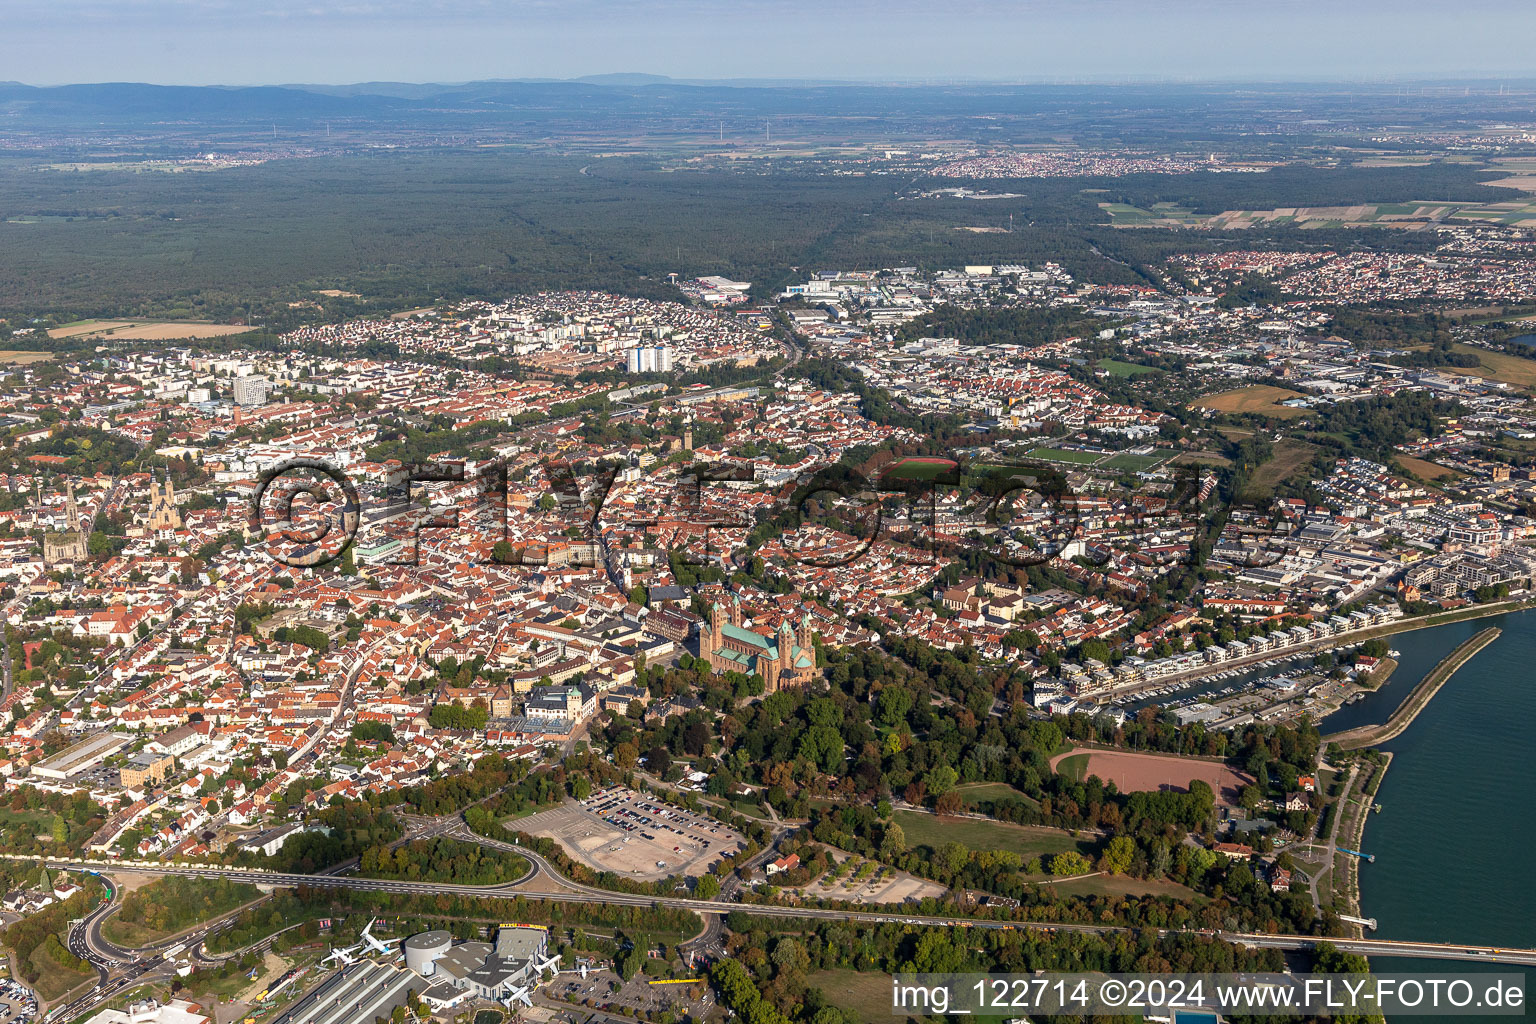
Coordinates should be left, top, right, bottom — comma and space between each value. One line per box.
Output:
403, 930, 452, 976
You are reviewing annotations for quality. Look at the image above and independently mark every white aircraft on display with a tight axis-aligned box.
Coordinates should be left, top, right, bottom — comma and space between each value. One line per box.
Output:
322, 945, 360, 967
506, 985, 534, 1008
359, 919, 400, 955
535, 953, 589, 979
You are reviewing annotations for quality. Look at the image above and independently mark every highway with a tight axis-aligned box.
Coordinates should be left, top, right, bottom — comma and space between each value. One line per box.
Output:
26, 831, 1536, 1024
22, 854, 1536, 969
67, 900, 127, 984
53, 886, 318, 1024
29, 801, 1536, 1020
47, 949, 174, 1024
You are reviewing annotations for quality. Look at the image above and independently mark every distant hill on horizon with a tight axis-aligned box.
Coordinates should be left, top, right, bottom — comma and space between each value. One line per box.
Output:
8, 76, 1534, 128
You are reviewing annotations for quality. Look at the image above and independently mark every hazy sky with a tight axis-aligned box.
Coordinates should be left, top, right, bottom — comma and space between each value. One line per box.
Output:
7, 0, 1536, 86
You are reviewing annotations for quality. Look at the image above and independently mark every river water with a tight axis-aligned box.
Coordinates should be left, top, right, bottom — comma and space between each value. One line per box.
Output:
1333, 611, 1536, 992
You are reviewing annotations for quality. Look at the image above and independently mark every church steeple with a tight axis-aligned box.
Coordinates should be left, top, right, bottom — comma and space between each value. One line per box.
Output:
42, 482, 89, 565
64, 482, 81, 534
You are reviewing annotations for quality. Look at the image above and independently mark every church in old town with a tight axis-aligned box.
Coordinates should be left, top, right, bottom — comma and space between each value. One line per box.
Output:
698, 594, 817, 693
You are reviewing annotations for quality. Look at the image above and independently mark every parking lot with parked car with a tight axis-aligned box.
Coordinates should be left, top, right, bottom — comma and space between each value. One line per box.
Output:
514, 786, 744, 880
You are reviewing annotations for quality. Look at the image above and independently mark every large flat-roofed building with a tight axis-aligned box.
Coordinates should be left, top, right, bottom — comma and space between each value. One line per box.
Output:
677, 385, 760, 407
271, 960, 415, 1024
120, 751, 174, 789
239, 823, 309, 858
148, 723, 207, 757
32, 732, 131, 780
493, 926, 546, 962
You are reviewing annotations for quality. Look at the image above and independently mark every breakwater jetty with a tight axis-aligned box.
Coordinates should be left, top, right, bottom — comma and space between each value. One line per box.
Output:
1325, 627, 1500, 750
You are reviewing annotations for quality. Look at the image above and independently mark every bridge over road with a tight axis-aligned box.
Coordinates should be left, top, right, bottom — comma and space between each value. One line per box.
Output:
1226, 931, 1536, 966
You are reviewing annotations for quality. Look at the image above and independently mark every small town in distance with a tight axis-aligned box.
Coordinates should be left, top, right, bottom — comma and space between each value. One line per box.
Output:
2, 10, 1536, 1024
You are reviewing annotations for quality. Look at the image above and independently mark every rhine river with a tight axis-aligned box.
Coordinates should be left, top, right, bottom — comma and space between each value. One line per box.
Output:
1322, 610, 1536, 985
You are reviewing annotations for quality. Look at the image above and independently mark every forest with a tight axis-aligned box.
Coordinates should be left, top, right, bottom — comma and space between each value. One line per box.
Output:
357, 836, 529, 885
0, 151, 1505, 325
231, 799, 404, 873
1309, 392, 1461, 459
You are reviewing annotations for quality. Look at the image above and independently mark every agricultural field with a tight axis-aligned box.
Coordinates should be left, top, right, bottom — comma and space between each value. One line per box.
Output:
46, 319, 254, 341
1395, 456, 1459, 481
0, 350, 54, 364
1097, 201, 1201, 227
1483, 175, 1536, 193
1190, 384, 1309, 419
46, 319, 138, 338
1444, 342, 1536, 392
